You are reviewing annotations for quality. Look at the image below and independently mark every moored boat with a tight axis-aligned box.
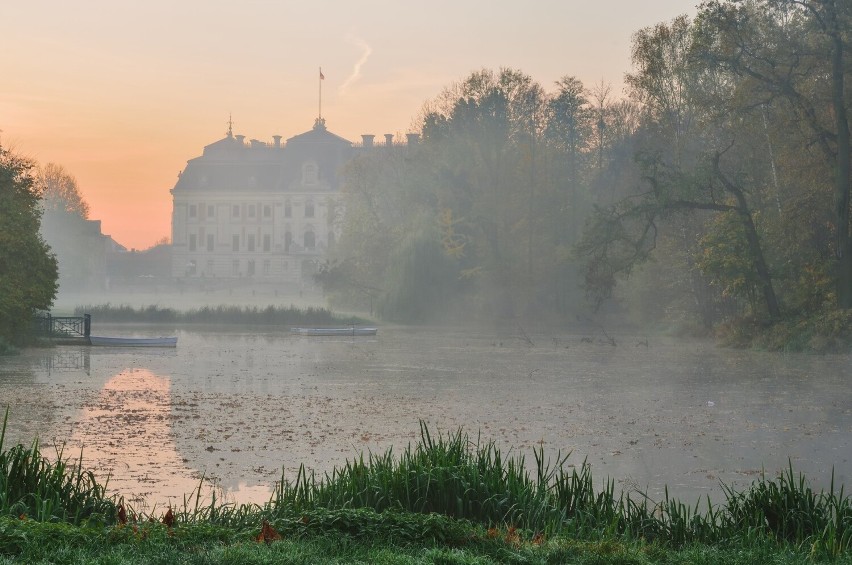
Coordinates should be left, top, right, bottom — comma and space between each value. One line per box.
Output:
290, 327, 377, 336
89, 336, 178, 347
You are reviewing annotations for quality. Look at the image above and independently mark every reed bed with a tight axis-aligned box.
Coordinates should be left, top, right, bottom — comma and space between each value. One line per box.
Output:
0, 410, 115, 524
73, 303, 364, 326
271, 422, 852, 554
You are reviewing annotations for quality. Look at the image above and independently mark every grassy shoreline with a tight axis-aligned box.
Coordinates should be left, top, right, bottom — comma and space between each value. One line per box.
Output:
1, 415, 850, 563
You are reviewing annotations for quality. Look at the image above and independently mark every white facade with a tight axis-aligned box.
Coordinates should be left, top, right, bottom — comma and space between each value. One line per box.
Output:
171, 120, 350, 283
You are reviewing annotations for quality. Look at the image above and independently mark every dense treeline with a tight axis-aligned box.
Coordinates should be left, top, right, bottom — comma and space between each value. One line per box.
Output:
321, 0, 852, 349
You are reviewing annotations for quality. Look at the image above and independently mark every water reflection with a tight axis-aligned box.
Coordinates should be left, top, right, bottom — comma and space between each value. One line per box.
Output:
2, 328, 850, 508
39, 348, 90, 376
67, 368, 270, 508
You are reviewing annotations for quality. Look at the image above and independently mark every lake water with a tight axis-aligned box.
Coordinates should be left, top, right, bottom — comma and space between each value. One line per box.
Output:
1, 325, 849, 511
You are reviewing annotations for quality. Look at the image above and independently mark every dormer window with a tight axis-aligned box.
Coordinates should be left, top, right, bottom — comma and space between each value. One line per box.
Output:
302, 162, 319, 186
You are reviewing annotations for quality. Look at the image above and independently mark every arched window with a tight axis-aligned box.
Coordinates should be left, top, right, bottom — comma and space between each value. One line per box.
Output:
304, 230, 315, 249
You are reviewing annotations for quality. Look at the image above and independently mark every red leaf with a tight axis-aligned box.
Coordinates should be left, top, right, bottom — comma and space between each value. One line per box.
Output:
256, 520, 282, 544
162, 507, 175, 528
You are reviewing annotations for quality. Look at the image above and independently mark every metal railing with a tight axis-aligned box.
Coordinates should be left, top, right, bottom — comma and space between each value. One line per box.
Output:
32, 314, 91, 338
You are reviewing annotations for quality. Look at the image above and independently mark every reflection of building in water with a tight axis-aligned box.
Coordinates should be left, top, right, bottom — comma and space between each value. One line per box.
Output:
39, 348, 91, 376
69, 368, 270, 507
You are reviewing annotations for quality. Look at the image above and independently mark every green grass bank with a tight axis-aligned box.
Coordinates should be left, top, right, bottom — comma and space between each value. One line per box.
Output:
1, 413, 850, 563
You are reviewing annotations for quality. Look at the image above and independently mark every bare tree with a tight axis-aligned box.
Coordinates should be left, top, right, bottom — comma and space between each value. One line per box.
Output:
37, 163, 89, 219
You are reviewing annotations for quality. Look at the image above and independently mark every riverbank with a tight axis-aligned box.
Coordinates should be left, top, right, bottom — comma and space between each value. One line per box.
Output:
4, 514, 844, 564
1, 419, 850, 563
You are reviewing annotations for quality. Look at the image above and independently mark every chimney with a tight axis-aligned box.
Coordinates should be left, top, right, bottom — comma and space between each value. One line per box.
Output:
361, 134, 375, 148
406, 133, 420, 146
249, 139, 265, 148
272, 135, 282, 148
384, 133, 394, 146
235, 134, 245, 145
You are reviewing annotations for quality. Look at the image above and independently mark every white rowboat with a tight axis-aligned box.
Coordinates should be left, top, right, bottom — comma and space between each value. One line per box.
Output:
89, 336, 178, 347
290, 327, 377, 336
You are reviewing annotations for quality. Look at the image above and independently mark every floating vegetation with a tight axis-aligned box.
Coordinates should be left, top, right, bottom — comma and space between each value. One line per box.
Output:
0, 408, 115, 525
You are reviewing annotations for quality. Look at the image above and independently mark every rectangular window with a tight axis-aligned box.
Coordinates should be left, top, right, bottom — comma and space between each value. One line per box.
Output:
189, 204, 197, 219
189, 233, 197, 252
232, 259, 239, 276
248, 205, 256, 218
206, 259, 214, 274
232, 205, 240, 218
263, 234, 271, 252
285, 202, 291, 218
247, 260, 255, 276
305, 201, 315, 218
263, 205, 271, 218
247, 234, 255, 252
208, 205, 215, 219
263, 260, 270, 276
206, 234, 214, 252
232, 234, 239, 250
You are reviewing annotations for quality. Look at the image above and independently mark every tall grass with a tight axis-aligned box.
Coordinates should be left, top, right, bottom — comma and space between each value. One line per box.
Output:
270, 422, 852, 553
74, 304, 365, 326
0, 409, 116, 524
1, 413, 849, 556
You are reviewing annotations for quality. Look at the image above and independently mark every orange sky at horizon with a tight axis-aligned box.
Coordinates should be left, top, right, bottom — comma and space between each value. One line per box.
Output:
2, 1, 699, 250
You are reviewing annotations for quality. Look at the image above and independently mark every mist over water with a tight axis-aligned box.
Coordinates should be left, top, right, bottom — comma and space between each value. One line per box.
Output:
2, 324, 849, 509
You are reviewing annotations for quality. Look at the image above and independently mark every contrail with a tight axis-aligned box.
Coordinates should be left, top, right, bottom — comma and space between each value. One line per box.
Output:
338, 34, 372, 95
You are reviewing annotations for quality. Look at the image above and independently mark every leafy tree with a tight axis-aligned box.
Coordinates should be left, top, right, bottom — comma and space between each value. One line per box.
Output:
579, 14, 782, 324
324, 68, 601, 322
698, 0, 852, 308
0, 146, 58, 347
377, 223, 460, 323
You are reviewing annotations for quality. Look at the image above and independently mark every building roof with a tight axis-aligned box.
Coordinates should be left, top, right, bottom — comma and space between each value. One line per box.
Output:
286, 119, 352, 146
171, 122, 353, 194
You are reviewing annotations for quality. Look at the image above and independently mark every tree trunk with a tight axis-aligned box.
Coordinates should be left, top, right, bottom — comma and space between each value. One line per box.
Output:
738, 207, 781, 319
826, 2, 852, 307
714, 156, 782, 319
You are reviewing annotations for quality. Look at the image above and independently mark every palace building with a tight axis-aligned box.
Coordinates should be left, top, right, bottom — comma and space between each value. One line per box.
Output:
170, 118, 356, 284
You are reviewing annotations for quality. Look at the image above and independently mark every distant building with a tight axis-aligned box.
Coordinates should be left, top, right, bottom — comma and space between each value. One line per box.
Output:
40, 210, 120, 291
170, 119, 354, 284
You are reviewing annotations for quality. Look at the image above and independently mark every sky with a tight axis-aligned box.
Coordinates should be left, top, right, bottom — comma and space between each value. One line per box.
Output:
1, 1, 698, 250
